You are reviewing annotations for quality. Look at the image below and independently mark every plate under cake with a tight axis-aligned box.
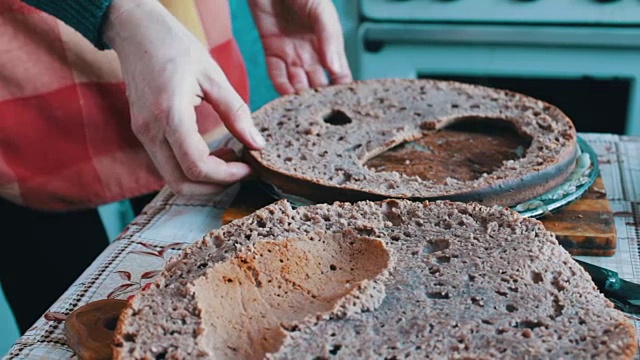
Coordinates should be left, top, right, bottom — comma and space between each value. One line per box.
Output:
244, 78, 578, 207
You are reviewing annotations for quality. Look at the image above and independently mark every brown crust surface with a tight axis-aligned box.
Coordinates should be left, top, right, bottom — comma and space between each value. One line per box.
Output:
245, 79, 578, 207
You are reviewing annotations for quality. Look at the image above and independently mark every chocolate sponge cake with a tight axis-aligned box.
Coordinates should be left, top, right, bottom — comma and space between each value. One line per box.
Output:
245, 79, 578, 206
113, 200, 636, 359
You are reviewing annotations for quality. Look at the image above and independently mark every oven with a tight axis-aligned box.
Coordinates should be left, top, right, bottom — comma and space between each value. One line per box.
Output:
339, 0, 640, 135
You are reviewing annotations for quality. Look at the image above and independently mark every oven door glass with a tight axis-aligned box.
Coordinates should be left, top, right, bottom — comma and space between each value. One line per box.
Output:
419, 75, 630, 135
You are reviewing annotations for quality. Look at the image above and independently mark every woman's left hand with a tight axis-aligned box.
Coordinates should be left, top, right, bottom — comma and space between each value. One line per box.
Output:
249, 0, 353, 95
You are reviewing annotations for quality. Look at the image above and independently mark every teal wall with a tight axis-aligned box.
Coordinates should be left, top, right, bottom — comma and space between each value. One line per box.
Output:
0, 285, 19, 356
230, 1, 280, 111
0, 2, 281, 356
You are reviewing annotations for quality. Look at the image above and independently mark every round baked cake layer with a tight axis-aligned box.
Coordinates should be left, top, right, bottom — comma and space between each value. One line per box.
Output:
113, 200, 636, 359
245, 79, 578, 206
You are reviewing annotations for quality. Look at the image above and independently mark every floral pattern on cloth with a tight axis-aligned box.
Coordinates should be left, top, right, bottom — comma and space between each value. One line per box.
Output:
106, 242, 187, 300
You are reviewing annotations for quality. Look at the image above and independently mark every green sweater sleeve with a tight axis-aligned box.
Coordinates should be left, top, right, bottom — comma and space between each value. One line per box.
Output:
23, 0, 112, 50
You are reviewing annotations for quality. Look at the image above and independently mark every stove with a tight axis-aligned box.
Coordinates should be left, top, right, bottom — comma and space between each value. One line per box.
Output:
338, 0, 640, 135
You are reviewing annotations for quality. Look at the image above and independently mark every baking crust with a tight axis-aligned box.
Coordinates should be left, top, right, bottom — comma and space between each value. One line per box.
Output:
245, 79, 578, 207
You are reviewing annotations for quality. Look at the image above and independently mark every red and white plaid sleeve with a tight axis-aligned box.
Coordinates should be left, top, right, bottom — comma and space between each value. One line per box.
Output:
0, 0, 249, 211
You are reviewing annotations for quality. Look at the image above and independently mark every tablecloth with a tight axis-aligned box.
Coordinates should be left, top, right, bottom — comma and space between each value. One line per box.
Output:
4, 133, 640, 359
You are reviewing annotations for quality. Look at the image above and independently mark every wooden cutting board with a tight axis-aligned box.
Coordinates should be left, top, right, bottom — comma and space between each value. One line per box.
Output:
225, 127, 615, 257
538, 176, 616, 256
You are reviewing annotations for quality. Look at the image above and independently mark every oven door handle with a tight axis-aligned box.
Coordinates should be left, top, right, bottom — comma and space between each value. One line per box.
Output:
361, 23, 640, 51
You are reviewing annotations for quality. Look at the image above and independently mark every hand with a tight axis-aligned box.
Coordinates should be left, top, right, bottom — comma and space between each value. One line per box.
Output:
103, 0, 265, 196
249, 0, 353, 95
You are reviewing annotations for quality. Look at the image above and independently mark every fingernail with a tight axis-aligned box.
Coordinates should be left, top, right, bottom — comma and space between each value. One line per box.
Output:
329, 52, 341, 73
250, 127, 266, 148
228, 162, 252, 178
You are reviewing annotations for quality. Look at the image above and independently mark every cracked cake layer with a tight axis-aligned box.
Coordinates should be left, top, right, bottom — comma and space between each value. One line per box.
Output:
245, 79, 578, 206
114, 200, 636, 359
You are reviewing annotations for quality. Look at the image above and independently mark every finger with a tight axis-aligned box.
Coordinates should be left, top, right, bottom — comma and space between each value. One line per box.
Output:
199, 62, 266, 151
163, 101, 253, 185
331, 51, 352, 85
288, 65, 310, 92
266, 57, 295, 95
306, 66, 329, 88
141, 135, 227, 196
311, 2, 353, 84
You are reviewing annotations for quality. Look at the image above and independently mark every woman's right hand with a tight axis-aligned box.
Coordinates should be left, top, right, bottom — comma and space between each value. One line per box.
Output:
103, 0, 265, 196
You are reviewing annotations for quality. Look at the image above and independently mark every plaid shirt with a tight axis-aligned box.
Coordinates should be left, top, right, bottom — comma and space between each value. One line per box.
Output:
0, 0, 249, 210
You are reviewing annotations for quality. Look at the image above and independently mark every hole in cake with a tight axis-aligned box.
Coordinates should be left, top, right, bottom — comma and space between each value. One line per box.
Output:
365, 118, 532, 184
192, 231, 390, 360
329, 344, 342, 355
551, 274, 567, 292
517, 320, 546, 330
471, 296, 484, 307
323, 110, 352, 126
428, 266, 440, 275
423, 238, 450, 254
552, 296, 565, 319
427, 291, 450, 300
